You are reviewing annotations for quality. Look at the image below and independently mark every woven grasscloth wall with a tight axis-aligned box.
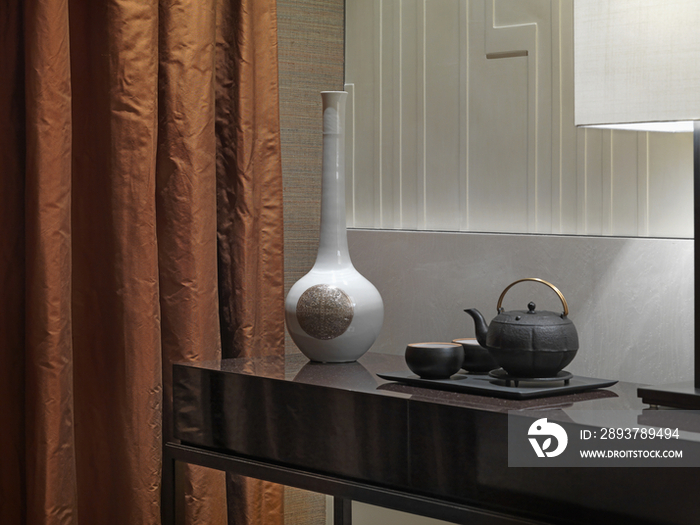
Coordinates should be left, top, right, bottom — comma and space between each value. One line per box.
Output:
278, 1, 344, 523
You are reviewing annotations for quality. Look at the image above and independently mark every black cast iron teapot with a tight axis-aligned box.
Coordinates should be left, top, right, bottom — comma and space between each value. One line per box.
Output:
464, 278, 579, 378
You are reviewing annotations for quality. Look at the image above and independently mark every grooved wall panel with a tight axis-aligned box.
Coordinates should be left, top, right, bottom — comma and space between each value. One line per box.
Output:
345, 0, 693, 238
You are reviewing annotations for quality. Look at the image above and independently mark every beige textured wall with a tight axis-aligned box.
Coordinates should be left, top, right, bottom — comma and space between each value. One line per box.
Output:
277, 0, 344, 523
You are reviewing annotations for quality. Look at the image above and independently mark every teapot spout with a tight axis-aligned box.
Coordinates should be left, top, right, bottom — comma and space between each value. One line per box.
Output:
464, 308, 489, 348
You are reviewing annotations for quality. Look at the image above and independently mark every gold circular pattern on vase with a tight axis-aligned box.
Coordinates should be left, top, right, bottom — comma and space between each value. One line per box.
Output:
296, 284, 354, 340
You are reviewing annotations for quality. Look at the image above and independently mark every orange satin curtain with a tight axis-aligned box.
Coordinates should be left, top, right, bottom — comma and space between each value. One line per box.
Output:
0, 0, 285, 523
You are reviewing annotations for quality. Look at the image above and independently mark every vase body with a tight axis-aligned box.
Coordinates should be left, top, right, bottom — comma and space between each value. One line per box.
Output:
285, 91, 384, 362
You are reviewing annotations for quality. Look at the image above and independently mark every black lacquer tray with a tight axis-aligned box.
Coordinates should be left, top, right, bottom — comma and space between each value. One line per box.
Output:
377, 369, 617, 400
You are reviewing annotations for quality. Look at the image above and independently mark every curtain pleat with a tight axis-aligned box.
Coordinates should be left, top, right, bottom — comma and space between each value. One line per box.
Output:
216, 0, 285, 359
23, 0, 78, 523
157, 0, 227, 523
0, 0, 285, 522
69, 0, 164, 521
215, 0, 285, 522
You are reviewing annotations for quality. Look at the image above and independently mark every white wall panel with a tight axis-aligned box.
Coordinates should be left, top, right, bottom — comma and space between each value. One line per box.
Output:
610, 130, 639, 237
425, 0, 465, 229
345, 0, 693, 238
468, 53, 529, 232
345, 0, 378, 228
647, 132, 694, 238
555, 0, 578, 234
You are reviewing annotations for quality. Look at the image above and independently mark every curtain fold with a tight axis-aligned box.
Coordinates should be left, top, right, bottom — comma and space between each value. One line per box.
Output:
23, 0, 77, 522
0, 0, 285, 522
157, 0, 227, 523
68, 0, 164, 521
215, 0, 286, 357
215, 0, 285, 522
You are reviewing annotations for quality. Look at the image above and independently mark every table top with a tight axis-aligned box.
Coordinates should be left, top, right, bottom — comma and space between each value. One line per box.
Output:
173, 351, 700, 525
177, 350, 642, 412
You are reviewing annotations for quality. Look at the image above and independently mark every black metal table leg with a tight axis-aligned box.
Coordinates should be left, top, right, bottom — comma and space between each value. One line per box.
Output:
334, 496, 352, 525
161, 446, 176, 525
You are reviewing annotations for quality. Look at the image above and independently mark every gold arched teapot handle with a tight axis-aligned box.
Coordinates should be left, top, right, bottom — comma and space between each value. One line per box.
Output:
496, 278, 569, 317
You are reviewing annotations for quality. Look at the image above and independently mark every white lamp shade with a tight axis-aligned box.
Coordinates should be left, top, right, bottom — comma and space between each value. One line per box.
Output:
574, 0, 700, 130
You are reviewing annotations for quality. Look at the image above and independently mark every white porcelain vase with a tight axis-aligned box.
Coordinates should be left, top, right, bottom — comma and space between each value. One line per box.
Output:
285, 91, 384, 362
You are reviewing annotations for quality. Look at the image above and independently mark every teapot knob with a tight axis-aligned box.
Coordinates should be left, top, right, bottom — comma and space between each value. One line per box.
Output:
527, 302, 536, 313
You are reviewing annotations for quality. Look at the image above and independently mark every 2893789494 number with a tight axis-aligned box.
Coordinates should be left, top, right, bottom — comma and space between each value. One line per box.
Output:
600, 427, 679, 440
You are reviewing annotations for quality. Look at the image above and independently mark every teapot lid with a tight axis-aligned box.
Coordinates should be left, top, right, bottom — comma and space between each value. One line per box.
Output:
496, 301, 573, 326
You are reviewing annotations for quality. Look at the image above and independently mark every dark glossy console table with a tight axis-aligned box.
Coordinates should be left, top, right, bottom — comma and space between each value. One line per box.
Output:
163, 352, 700, 525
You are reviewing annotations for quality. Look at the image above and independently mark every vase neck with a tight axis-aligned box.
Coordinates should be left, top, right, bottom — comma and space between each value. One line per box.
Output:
314, 91, 353, 270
